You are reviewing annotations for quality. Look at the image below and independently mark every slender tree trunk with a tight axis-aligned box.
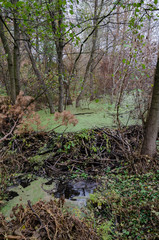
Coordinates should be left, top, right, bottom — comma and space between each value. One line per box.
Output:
1, 67, 10, 95
76, 38, 96, 107
0, 15, 16, 103
49, 0, 64, 112
56, 2, 64, 113
75, 57, 91, 107
35, 17, 40, 62
25, 42, 55, 114
13, 0, 20, 96
89, 0, 99, 101
76, 0, 103, 107
57, 46, 64, 112
111, 6, 120, 102
64, 81, 72, 110
141, 52, 159, 157
46, 94, 55, 114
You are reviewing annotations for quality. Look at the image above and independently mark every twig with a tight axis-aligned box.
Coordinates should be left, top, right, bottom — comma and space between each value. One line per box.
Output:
27, 200, 51, 239
82, 139, 89, 156
53, 153, 65, 168
0, 119, 19, 142
3, 236, 22, 239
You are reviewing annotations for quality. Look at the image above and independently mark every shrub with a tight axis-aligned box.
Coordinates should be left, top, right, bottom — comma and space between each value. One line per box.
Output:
0, 91, 42, 137
88, 172, 159, 239
54, 110, 78, 126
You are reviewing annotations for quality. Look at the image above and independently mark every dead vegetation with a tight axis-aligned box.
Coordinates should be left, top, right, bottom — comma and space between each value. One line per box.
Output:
44, 125, 158, 175
1, 125, 158, 183
0, 199, 99, 240
1, 124, 159, 239
0, 91, 41, 141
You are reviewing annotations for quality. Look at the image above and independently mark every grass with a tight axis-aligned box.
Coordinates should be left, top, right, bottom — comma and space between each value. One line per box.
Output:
0, 90, 142, 133
37, 94, 142, 133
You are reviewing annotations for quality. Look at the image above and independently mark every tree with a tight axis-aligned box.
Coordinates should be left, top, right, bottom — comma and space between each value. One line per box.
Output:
25, 39, 55, 114
47, 0, 65, 112
0, 13, 16, 103
76, 0, 102, 107
74, 0, 120, 107
0, 1, 21, 103
13, 0, 21, 96
141, 52, 159, 157
124, 0, 159, 157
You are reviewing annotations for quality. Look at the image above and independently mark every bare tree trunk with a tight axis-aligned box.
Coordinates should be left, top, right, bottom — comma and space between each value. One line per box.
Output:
141, 52, 159, 157
89, 0, 99, 101
75, 56, 91, 107
48, 0, 64, 112
111, 6, 120, 102
0, 15, 16, 103
64, 81, 72, 110
57, 46, 64, 112
56, 2, 64, 112
0, 65, 10, 95
76, 0, 104, 107
25, 42, 55, 114
13, 0, 20, 96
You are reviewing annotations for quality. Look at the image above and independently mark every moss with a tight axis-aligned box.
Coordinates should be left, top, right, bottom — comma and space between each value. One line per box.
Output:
35, 95, 141, 133
1, 177, 53, 219
28, 153, 52, 167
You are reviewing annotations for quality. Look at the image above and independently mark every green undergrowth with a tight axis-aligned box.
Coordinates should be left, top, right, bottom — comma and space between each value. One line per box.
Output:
37, 95, 141, 133
0, 87, 7, 96
87, 171, 159, 239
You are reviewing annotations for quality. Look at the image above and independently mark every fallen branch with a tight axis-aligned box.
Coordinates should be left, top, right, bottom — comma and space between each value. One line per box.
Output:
27, 200, 51, 239
0, 118, 19, 143
3, 236, 22, 239
74, 112, 94, 115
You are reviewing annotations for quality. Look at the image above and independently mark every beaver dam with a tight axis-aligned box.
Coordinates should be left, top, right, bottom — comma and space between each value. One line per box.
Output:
1, 126, 159, 239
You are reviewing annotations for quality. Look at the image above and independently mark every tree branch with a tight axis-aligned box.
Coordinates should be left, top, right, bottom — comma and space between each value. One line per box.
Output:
0, 14, 17, 46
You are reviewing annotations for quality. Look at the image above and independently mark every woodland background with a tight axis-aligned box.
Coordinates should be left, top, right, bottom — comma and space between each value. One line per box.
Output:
1, 1, 159, 239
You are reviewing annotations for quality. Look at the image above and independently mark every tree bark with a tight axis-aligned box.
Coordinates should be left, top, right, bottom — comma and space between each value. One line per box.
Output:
56, 2, 64, 112
48, 0, 64, 112
64, 81, 72, 110
89, 0, 99, 101
0, 65, 10, 95
13, 0, 21, 96
0, 14, 16, 103
141, 52, 159, 157
57, 46, 64, 112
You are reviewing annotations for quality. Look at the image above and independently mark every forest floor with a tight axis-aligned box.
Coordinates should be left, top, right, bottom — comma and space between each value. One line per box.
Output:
36, 94, 142, 133
1, 124, 159, 239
